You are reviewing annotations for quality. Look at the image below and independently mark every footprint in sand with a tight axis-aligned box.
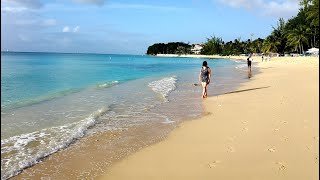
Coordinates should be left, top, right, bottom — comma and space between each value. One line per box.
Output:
207, 160, 221, 168
306, 145, 312, 151
280, 136, 288, 142
242, 127, 249, 132
273, 128, 280, 132
227, 146, 235, 153
241, 120, 248, 124
268, 147, 276, 152
276, 162, 287, 171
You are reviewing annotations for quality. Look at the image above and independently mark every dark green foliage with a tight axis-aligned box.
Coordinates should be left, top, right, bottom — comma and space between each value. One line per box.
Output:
146, 0, 318, 55
201, 35, 223, 55
147, 42, 191, 55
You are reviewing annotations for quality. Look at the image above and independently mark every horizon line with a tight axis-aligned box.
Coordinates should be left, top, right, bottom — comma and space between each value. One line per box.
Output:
1, 51, 146, 56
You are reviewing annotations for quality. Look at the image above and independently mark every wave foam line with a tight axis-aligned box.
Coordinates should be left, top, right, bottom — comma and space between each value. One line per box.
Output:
148, 76, 177, 101
1, 107, 109, 180
96, 81, 119, 88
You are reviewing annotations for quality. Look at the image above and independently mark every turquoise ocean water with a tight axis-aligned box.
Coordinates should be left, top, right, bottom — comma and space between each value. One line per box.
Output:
1, 52, 248, 179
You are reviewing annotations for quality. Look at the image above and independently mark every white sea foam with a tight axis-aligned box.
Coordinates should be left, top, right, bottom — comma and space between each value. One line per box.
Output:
0, 107, 109, 180
235, 64, 247, 70
97, 81, 119, 88
148, 76, 177, 101
162, 117, 175, 124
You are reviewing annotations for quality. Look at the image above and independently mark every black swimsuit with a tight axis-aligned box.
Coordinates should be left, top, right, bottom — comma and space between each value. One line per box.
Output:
247, 58, 252, 67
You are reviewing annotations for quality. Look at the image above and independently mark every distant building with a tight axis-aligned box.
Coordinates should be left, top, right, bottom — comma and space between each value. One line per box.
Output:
191, 44, 203, 54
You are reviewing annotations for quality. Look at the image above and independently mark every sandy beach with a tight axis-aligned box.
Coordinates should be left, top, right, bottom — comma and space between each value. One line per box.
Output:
3, 0, 319, 178
101, 56, 319, 180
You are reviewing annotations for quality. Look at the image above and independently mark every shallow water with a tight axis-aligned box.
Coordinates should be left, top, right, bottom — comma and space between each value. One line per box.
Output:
1, 52, 249, 179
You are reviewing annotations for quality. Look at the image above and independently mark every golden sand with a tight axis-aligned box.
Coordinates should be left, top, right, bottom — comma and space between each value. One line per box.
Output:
101, 56, 319, 180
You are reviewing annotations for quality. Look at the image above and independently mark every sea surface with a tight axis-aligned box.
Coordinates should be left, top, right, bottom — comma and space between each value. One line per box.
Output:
1, 52, 249, 179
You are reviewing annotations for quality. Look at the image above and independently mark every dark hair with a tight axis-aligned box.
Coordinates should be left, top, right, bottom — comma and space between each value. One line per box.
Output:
202, 61, 207, 67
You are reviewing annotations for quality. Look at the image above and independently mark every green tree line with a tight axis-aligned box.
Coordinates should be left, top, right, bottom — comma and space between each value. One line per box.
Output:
147, 42, 192, 55
202, 0, 319, 55
146, 0, 318, 56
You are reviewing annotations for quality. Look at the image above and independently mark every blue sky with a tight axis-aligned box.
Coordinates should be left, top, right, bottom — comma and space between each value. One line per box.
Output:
1, 0, 300, 54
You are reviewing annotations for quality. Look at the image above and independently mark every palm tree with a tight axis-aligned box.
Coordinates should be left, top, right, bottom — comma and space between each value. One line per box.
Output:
262, 35, 280, 54
255, 38, 264, 53
270, 18, 287, 54
300, 0, 319, 47
250, 33, 254, 42
301, 0, 319, 27
286, 25, 309, 54
201, 35, 223, 55
307, 0, 319, 47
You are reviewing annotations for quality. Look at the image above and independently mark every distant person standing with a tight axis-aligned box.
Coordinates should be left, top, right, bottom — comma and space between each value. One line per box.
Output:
247, 55, 253, 78
199, 61, 211, 98
262, 55, 264, 62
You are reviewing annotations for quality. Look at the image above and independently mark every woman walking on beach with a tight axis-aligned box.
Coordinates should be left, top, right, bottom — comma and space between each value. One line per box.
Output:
247, 55, 253, 78
199, 61, 211, 98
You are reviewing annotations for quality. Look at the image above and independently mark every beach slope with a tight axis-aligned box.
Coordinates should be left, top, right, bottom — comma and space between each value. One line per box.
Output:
101, 57, 319, 180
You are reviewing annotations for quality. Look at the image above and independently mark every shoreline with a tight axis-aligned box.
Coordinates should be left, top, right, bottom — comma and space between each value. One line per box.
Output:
155, 54, 239, 59
101, 56, 319, 179
9, 59, 248, 179
155, 53, 319, 61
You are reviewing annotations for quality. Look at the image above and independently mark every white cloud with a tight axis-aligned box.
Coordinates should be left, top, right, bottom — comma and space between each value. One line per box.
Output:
262, 0, 299, 18
218, 0, 258, 9
72, 0, 105, 6
62, 26, 70, 32
73, 26, 80, 32
2, 0, 43, 9
62, 26, 80, 33
1, 7, 28, 13
107, 3, 190, 11
216, 0, 300, 18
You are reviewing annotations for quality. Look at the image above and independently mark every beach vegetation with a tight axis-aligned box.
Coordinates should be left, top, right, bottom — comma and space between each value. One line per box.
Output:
286, 25, 310, 54
200, 35, 223, 55
147, 0, 318, 56
147, 42, 191, 55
